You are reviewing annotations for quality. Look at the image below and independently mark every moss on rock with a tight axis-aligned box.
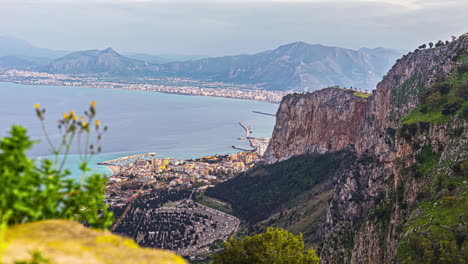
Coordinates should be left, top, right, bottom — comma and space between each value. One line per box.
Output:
1, 220, 186, 264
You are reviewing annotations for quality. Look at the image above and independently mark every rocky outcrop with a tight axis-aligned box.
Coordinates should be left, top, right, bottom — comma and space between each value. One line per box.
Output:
2, 220, 186, 264
262, 88, 368, 164
259, 35, 468, 263
319, 37, 468, 263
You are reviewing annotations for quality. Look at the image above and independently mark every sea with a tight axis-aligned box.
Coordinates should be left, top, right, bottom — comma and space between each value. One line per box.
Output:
0, 82, 278, 179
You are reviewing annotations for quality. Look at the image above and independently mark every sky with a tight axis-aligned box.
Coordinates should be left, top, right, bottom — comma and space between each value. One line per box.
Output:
0, 0, 467, 56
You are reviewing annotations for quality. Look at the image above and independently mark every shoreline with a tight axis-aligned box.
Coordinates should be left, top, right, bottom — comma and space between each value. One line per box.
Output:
104, 165, 120, 176
0, 80, 283, 104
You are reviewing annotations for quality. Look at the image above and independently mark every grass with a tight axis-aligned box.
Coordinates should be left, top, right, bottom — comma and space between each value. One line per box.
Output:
400, 54, 468, 125
353, 91, 372, 98
417, 146, 441, 175
330, 86, 372, 98
195, 192, 234, 215
397, 192, 467, 263
400, 105, 451, 124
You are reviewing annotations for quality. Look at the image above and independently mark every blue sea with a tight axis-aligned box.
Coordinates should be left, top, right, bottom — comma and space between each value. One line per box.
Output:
0, 82, 278, 179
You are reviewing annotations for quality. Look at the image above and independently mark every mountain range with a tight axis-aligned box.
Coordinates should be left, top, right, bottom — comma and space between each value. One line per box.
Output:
0, 36, 404, 91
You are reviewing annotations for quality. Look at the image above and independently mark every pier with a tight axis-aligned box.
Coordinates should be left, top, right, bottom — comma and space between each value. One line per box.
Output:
252, 111, 275, 117
233, 122, 271, 156
98, 152, 157, 166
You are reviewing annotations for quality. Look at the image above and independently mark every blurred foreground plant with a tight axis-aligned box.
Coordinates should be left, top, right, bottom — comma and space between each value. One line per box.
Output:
0, 102, 113, 230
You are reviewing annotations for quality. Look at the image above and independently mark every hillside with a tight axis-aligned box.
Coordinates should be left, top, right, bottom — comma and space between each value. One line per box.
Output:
155, 42, 403, 91
0, 36, 69, 59
0, 37, 402, 92
206, 34, 468, 263
46, 48, 157, 76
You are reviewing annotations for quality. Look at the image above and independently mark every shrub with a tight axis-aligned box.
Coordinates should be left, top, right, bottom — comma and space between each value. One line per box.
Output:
432, 82, 452, 95
420, 105, 429, 113
426, 92, 445, 109
458, 64, 468, 75
442, 101, 462, 115
462, 105, 468, 119
0, 102, 113, 229
456, 82, 468, 100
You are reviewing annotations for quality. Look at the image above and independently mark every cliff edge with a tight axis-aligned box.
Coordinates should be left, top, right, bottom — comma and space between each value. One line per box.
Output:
262, 88, 368, 164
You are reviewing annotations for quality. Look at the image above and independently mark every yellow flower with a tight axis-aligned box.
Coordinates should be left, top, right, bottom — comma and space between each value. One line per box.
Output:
82, 122, 88, 128
63, 112, 70, 119
90, 101, 96, 108
73, 115, 77, 121
95, 119, 100, 127
70, 110, 75, 116
34, 103, 41, 110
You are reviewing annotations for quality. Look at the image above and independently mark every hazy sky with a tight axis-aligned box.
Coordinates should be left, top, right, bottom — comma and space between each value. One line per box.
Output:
0, 0, 467, 56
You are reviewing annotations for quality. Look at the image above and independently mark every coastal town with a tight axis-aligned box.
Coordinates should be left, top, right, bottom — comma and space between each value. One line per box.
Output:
99, 122, 271, 261
103, 151, 259, 205
0, 69, 287, 103
102, 151, 257, 260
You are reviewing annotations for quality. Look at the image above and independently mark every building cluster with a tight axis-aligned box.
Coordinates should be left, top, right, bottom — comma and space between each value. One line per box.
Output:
103, 152, 259, 206
0, 69, 287, 103
109, 151, 258, 186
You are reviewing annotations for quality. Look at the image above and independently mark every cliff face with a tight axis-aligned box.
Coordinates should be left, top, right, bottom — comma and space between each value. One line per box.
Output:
260, 35, 468, 263
262, 88, 368, 164
318, 36, 468, 264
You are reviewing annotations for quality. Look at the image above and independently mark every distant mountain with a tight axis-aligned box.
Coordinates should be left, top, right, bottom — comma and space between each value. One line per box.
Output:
0, 56, 51, 70
0, 36, 69, 59
156, 53, 209, 62
123, 53, 172, 64
358, 47, 406, 74
1, 37, 404, 91
155, 42, 404, 91
47, 48, 157, 75
124, 53, 208, 64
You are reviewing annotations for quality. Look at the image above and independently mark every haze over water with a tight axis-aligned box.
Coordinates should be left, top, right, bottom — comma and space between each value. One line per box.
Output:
0, 82, 278, 178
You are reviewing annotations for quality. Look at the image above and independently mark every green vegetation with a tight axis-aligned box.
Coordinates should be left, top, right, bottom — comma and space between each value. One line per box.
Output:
415, 145, 441, 175
391, 74, 426, 106
0, 102, 113, 230
329, 85, 372, 98
206, 151, 353, 225
213, 227, 319, 264
400, 53, 468, 124
14, 251, 50, 264
352, 91, 371, 98
194, 192, 234, 215
397, 194, 467, 264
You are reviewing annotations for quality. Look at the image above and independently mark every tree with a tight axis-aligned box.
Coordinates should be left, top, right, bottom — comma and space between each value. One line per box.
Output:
429, 42, 434, 48
213, 227, 320, 264
435, 40, 444, 47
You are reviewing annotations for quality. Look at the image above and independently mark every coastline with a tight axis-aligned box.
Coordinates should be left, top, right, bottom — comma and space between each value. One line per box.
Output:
0, 80, 284, 104
105, 165, 120, 176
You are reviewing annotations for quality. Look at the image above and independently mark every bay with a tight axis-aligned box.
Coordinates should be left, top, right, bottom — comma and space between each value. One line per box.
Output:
0, 82, 278, 179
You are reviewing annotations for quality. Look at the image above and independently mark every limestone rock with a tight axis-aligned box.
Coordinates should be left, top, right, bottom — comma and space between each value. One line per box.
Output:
262, 88, 368, 164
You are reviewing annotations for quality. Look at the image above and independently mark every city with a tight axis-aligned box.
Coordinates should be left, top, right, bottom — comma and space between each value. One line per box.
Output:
0, 69, 288, 103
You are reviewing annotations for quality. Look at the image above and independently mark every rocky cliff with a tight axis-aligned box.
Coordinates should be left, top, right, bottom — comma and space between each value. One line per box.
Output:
318, 34, 467, 264
250, 34, 468, 263
262, 88, 368, 164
